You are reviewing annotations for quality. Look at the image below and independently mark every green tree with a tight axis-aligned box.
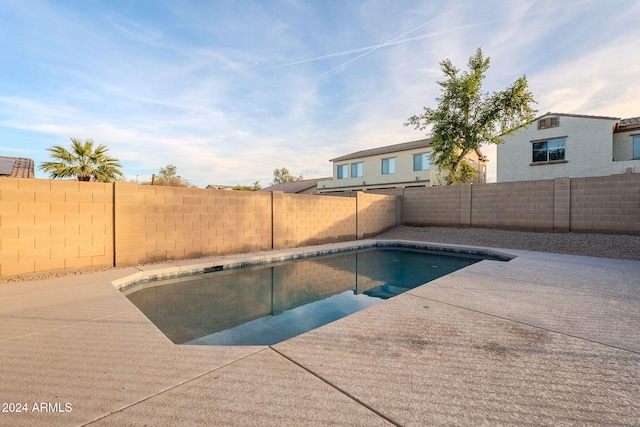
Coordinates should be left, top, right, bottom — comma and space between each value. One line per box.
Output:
232, 181, 262, 191
405, 48, 537, 184
39, 138, 124, 182
153, 164, 192, 187
271, 167, 302, 185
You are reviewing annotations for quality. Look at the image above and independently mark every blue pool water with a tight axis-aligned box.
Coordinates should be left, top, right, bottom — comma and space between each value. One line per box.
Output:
124, 247, 503, 345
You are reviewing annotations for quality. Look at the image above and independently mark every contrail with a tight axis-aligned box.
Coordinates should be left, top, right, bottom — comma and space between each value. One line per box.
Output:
270, 3, 472, 72
273, 0, 596, 75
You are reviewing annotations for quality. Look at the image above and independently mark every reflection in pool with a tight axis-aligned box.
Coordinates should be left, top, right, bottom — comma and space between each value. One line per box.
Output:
124, 248, 498, 345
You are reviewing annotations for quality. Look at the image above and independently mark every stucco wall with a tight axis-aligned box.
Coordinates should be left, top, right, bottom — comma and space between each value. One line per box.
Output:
498, 115, 620, 182
319, 146, 435, 192
613, 130, 639, 169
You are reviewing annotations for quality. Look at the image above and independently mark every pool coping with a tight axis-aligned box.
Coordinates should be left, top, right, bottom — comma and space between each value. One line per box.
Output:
112, 239, 520, 293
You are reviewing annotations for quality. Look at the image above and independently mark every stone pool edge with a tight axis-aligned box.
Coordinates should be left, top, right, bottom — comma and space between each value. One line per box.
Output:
112, 239, 522, 293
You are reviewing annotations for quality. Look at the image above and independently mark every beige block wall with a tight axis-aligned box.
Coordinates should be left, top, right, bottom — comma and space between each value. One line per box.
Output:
402, 185, 463, 227
114, 183, 272, 266
0, 178, 114, 278
471, 180, 555, 231
570, 174, 640, 234
356, 192, 398, 238
272, 192, 356, 249
3, 173, 637, 280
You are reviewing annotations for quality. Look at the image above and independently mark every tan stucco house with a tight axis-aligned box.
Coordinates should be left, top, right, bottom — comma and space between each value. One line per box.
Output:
497, 112, 640, 182
317, 139, 487, 194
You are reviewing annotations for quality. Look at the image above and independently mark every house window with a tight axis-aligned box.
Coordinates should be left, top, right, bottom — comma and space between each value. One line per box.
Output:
413, 153, 430, 171
633, 135, 640, 159
337, 164, 348, 179
381, 158, 395, 174
538, 117, 559, 129
532, 138, 566, 163
351, 162, 363, 178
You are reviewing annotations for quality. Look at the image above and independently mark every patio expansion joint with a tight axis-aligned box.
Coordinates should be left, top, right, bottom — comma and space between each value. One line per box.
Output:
467, 269, 637, 300
81, 346, 268, 426
404, 292, 640, 356
269, 346, 403, 427
0, 309, 137, 344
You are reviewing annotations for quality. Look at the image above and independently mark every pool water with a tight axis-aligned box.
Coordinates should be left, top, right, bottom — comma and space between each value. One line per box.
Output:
124, 248, 492, 345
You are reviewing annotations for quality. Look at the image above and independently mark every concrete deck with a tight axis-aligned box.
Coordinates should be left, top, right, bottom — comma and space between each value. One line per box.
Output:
1, 240, 638, 426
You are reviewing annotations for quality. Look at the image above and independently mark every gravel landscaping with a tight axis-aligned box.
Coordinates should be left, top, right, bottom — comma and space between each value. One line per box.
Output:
376, 225, 640, 260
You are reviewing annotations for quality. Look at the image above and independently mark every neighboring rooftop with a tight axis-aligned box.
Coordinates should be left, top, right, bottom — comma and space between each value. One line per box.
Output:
0, 155, 35, 178
533, 112, 640, 133
615, 116, 640, 133
260, 177, 331, 194
534, 112, 620, 121
330, 139, 431, 162
205, 184, 232, 190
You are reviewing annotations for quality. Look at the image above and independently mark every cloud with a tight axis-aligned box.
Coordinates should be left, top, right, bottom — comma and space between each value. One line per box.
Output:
1, 0, 639, 188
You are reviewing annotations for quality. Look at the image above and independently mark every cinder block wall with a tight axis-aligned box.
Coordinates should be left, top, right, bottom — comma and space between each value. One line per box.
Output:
356, 192, 398, 238
570, 174, 640, 235
4, 174, 636, 279
0, 180, 397, 279
114, 183, 272, 266
0, 178, 114, 277
471, 180, 555, 231
403, 185, 463, 227
272, 192, 356, 249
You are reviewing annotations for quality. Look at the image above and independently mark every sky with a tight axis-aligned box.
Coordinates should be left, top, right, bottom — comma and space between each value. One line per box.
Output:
1, 0, 639, 187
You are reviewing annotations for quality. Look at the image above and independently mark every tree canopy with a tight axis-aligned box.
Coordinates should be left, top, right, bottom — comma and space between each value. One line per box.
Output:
271, 167, 302, 185
153, 164, 192, 187
405, 48, 537, 184
39, 138, 124, 182
232, 181, 262, 191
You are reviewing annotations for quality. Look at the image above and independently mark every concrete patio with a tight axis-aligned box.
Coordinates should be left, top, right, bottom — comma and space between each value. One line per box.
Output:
1, 240, 638, 426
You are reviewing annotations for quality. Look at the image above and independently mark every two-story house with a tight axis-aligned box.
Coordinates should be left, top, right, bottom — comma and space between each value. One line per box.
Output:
497, 112, 640, 182
317, 139, 486, 194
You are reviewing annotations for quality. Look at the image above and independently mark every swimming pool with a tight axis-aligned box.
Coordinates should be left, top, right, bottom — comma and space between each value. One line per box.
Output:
123, 244, 509, 346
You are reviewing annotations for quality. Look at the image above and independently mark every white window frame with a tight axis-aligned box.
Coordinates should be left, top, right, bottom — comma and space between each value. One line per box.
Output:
413, 152, 430, 171
337, 164, 348, 179
381, 157, 396, 175
351, 162, 363, 178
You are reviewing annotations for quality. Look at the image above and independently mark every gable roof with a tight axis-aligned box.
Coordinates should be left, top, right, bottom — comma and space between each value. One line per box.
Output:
0, 156, 35, 178
614, 116, 640, 133
259, 177, 331, 193
533, 112, 620, 122
330, 139, 431, 162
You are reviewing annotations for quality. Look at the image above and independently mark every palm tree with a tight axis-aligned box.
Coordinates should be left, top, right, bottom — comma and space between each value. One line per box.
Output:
40, 138, 124, 182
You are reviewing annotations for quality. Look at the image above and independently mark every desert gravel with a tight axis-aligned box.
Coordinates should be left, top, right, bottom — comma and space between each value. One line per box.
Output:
375, 225, 640, 260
